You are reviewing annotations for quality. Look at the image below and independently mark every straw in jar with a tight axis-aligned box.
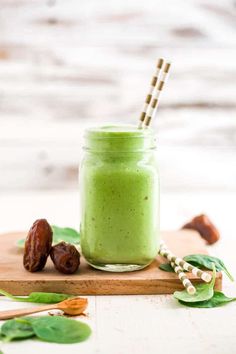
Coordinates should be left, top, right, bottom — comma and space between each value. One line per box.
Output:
143, 62, 171, 128
138, 58, 171, 129
138, 58, 164, 129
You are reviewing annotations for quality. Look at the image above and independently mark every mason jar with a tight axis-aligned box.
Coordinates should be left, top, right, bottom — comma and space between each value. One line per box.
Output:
79, 125, 159, 272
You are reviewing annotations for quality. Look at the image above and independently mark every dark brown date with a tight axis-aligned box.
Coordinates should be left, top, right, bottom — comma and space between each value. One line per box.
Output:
23, 219, 53, 272
182, 214, 220, 245
50, 242, 80, 274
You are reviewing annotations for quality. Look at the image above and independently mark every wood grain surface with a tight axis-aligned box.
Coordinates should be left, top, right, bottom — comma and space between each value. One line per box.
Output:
0, 229, 222, 295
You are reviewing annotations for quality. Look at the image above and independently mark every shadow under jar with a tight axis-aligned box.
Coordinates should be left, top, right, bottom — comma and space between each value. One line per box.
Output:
79, 125, 159, 272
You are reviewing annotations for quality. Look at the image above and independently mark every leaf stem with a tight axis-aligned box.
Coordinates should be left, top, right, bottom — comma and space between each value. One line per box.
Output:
224, 269, 234, 282
0, 289, 27, 302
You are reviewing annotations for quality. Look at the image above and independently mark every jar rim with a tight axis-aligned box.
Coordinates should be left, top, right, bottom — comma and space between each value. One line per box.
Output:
83, 125, 156, 152
85, 124, 155, 139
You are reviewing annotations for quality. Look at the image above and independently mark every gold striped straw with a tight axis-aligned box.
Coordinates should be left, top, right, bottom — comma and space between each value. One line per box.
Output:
138, 58, 164, 129
143, 61, 171, 128
159, 241, 212, 283
170, 261, 196, 295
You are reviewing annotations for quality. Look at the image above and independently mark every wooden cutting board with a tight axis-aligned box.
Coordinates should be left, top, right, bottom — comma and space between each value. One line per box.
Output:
0, 230, 222, 295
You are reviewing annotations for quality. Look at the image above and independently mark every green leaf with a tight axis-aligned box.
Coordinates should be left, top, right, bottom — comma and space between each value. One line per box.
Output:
0, 289, 72, 304
29, 316, 91, 344
0, 289, 22, 301
16, 239, 25, 249
51, 225, 80, 245
27, 292, 73, 304
159, 254, 234, 283
159, 263, 175, 272
183, 254, 234, 281
174, 264, 216, 303
179, 291, 236, 308
17, 225, 80, 249
0, 319, 35, 342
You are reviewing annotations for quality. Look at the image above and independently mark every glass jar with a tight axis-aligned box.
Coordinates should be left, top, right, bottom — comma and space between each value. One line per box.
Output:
79, 125, 159, 272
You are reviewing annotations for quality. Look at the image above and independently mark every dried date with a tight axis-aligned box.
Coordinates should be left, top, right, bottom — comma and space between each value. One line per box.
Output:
182, 214, 220, 245
50, 242, 80, 274
23, 219, 53, 272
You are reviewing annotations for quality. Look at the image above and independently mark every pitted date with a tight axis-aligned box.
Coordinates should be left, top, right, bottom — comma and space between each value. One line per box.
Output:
23, 219, 53, 272
50, 242, 80, 274
182, 214, 220, 245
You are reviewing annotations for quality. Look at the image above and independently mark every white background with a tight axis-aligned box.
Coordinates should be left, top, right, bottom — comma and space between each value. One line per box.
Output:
0, 0, 235, 192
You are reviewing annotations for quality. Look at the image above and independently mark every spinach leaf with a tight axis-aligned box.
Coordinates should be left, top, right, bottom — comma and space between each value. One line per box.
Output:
16, 239, 25, 249
179, 291, 236, 308
174, 264, 216, 302
51, 225, 80, 245
0, 289, 72, 304
17, 225, 80, 249
0, 316, 92, 344
0, 319, 35, 341
159, 263, 175, 272
27, 292, 72, 304
159, 254, 234, 282
183, 254, 234, 281
29, 316, 91, 344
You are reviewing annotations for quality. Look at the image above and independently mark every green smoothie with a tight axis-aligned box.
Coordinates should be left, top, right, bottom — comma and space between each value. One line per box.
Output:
80, 125, 159, 271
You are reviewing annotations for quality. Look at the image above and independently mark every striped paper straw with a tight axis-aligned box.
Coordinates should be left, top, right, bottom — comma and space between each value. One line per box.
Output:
170, 261, 196, 295
138, 58, 164, 129
143, 62, 171, 128
159, 241, 212, 283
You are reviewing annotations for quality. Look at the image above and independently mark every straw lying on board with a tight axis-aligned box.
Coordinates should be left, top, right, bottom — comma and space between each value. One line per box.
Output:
170, 261, 196, 295
159, 241, 212, 283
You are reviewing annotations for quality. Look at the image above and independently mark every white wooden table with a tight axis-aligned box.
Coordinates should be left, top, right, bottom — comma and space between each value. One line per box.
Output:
0, 190, 235, 354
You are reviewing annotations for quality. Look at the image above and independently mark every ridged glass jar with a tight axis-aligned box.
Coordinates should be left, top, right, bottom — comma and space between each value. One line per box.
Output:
79, 125, 159, 272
